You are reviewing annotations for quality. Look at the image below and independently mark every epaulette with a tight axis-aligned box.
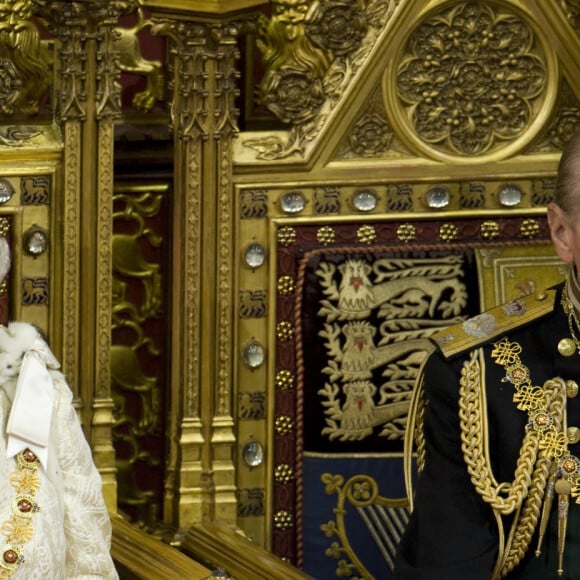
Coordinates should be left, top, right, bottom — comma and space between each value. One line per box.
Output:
432, 289, 557, 359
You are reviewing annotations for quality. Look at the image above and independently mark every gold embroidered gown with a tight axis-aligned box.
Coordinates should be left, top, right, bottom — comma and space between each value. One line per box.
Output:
0, 371, 117, 579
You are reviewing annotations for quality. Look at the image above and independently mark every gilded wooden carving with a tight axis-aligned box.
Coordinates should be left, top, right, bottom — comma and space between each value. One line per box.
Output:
112, 188, 165, 527
384, 1, 557, 162
116, 4, 164, 111
0, 0, 52, 116
248, 0, 395, 160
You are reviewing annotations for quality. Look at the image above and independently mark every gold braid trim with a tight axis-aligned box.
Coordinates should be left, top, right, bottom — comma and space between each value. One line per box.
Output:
459, 346, 567, 578
0, 448, 41, 577
498, 378, 566, 577
499, 453, 551, 576
404, 367, 428, 511
414, 384, 427, 475
459, 350, 541, 515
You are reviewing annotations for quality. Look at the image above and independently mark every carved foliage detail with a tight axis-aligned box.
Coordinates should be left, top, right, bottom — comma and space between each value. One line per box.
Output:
395, 2, 547, 156
248, 0, 394, 160
111, 188, 165, 527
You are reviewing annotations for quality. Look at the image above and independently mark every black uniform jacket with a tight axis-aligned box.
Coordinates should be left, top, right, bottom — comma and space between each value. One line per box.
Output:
395, 284, 580, 579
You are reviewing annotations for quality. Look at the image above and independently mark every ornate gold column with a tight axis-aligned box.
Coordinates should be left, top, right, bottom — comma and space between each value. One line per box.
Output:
46, 0, 126, 510
147, 0, 263, 528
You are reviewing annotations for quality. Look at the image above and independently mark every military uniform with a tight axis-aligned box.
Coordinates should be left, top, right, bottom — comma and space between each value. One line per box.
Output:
395, 276, 580, 579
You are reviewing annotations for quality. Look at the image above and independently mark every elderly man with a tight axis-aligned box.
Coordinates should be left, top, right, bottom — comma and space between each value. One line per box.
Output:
395, 131, 580, 579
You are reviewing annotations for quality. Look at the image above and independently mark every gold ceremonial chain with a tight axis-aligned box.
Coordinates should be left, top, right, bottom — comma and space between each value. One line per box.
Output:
562, 283, 580, 355
492, 337, 579, 577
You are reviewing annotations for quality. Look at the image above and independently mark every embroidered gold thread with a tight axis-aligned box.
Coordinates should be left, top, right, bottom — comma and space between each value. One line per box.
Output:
458, 347, 565, 577
0, 449, 41, 577
460, 347, 541, 514
490, 337, 575, 576
414, 384, 427, 475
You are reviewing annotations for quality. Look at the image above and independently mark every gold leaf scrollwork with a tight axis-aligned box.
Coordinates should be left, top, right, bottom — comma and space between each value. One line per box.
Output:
257, 0, 331, 120
559, 0, 580, 29
111, 189, 164, 528
249, 0, 392, 160
391, 2, 550, 160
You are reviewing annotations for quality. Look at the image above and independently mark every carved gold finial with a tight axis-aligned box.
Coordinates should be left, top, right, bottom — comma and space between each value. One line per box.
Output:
0, 0, 51, 116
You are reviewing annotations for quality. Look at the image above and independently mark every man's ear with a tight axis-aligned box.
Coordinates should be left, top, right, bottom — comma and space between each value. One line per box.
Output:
548, 202, 574, 264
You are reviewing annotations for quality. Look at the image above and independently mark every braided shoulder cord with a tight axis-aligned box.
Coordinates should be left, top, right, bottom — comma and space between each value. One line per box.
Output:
499, 378, 567, 577
459, 350, 541, 515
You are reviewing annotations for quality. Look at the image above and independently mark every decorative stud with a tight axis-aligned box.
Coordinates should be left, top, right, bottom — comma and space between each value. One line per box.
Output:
568, 427, 580, 445
352, 189, 377, 212
396, 223, 416, 243
558, 338, 576, 357
244, 243, 266, 269
277, 226, 296, 246
277, 276, 295, 295
425, 186, 450, 208
242, 341, 265, 369
498, 183, 523, 207
480, 221, 500, 240
273, 510, 293, 530
439, 223, 459, 242
357, 225, 376, 244
274, 464, 294, 484
23, 226, 48, 258
276, 322, 294, 341
520, 219, 540, 238
317, 226, 335, 245
242, 441, 264, 468
566, 380, 579, 399
274, 416, 293, 436
275, 370, 295, 390
280, 191, 306, 214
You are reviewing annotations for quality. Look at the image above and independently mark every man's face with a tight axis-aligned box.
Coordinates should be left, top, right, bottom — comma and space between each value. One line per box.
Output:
548, 202, 580, 275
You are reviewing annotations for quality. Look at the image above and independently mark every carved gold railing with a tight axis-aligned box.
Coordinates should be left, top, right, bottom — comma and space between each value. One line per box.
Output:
183, 523, 316, 580
111, 514, 213, 579
112, 514, 317, 579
